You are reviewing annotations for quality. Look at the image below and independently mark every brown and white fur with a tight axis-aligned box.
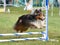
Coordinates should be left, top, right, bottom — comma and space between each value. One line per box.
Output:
14, 9, 45, 33
31, 9, 46, 28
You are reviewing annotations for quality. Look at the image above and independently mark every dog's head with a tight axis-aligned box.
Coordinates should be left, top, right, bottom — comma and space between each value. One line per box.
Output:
34, 9, 45, 21
35, 12, 45, 21
30, 9, 45, 29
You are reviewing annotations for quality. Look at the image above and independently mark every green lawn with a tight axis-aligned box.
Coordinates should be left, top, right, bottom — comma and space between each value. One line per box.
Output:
0, 7, 60, 45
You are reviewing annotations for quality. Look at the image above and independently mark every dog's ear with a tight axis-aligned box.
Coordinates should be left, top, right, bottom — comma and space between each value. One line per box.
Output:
33, 9, 38, 14
39, 9, 42, 12
35, 9, 38, 12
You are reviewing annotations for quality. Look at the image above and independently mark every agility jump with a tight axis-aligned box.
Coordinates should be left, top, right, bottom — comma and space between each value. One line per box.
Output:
0, 0, 49, 42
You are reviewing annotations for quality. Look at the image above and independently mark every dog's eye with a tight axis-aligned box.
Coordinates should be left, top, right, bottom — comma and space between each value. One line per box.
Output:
38, 18, 41, 19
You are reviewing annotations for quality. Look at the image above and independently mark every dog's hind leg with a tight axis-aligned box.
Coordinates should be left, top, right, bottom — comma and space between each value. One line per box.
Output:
20, 27, 29, 33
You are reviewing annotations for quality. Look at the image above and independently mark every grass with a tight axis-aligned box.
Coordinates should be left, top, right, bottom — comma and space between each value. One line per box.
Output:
0, 7, 60, 45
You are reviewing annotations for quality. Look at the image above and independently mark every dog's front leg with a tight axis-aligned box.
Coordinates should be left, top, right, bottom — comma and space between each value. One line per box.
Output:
40, 20, 46, 28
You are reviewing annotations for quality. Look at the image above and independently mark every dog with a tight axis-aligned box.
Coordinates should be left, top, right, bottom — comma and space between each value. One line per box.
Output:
14, 9, 45, 33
